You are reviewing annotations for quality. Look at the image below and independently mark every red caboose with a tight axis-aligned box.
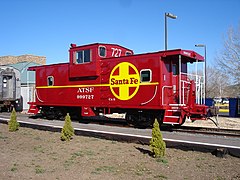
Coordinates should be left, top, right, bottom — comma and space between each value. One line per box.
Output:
28, 43, 207, 126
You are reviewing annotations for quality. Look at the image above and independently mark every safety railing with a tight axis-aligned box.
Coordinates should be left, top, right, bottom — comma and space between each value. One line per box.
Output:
181, 72, 205, 105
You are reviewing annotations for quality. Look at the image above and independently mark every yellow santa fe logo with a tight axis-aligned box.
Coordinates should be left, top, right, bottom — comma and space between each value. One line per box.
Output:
110, 62, 140, 100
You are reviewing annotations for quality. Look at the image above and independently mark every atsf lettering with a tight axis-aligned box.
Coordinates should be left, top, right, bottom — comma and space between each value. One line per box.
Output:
77, 87, 94, 100
77, 87, 94, 93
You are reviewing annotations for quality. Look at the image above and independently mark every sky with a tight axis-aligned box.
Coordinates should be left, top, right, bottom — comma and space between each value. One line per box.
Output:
1, 0, 240, 66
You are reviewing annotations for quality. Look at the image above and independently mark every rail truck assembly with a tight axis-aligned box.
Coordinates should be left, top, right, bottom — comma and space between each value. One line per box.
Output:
28, 43, 207, 126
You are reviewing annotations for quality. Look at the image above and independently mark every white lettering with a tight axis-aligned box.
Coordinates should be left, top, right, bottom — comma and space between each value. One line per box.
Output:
77, 95, 94, 100
76, 87, 94, 100
111, 48, 122, 57
77, 87, 94, 93
108, 97, 116, 101
183, 51, 191, 57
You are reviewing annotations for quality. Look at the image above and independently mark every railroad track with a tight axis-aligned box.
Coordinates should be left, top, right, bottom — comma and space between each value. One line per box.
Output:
161, 126, 240, 138
67, 116, 240, 138
1, 112, 240, 138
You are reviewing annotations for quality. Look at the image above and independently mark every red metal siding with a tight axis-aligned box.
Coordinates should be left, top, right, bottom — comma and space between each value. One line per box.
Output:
28, 43, 206, 124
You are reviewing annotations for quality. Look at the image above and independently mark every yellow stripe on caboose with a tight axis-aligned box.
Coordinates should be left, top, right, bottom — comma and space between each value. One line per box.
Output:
36, 82, 159, 89
36, 62, 159, 101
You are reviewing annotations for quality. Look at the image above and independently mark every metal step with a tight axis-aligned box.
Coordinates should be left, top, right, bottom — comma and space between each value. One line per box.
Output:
165, 115, 180, 119
166, 109, 180, 112
163, 122, 180, 125
169, 104, 186, 107
27, 104, 39, 114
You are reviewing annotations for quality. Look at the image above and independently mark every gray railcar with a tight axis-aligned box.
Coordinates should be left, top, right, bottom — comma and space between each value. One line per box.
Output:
0, 66, 22, 112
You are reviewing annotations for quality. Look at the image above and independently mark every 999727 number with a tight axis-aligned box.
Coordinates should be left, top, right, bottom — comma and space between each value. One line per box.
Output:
77, 95, 94, 99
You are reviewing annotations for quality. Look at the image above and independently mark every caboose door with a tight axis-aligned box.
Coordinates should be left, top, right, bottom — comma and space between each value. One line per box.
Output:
171, 56, 188, 105
171, 60, 179, 104
162, 59, 178, 105
171, 56, 189, 105
171, 62, 179, 104
162, 56, 182, 105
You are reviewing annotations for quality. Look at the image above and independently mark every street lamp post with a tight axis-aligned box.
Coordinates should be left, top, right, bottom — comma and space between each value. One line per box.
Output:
195, 44, 207, 104
165, 12, 177, 50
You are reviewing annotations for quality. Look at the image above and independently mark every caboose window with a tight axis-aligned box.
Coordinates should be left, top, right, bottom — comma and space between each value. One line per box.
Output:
3, 77, 7, 83
99, 46, 106, 57
125, 51, 132, 56
76, 49, 91, 64
140, 69, 152, 82
172, 64, 178, 75
47, 76, 54, 86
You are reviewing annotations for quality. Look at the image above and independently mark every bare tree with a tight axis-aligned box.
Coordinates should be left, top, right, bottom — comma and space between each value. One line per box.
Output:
216, 24, 240, 84
206, 66, 230, 98
215, 23, 240, 97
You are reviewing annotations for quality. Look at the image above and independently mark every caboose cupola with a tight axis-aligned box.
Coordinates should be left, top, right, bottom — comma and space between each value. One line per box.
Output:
69, 43, 133, 79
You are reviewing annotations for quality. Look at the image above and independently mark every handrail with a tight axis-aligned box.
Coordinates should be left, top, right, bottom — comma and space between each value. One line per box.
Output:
162, 86, 173, 105
35, 89, 44, 102
181, 72, 204, 78
180, 72, 205, 105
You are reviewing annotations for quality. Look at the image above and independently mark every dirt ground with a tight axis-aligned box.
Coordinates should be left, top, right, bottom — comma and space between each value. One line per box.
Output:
0, 123, 240, 180
184, 116, 240, 130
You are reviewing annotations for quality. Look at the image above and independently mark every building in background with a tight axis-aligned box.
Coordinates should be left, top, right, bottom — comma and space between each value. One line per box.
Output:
8, 62, 41, 111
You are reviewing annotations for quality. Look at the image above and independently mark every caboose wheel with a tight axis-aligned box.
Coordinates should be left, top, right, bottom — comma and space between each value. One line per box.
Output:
126, 112, 154, 128
125, 113, 136, 126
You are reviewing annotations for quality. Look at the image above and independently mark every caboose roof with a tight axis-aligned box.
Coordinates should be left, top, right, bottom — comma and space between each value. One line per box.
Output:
124, 49, 204, 62
158, 49, 204, 61
28, 43, 204, 72
70, 42, 133, 52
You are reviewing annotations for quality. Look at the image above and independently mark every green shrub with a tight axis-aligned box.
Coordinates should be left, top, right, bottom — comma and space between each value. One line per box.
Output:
149, 119, 166, 158
61, 113, 74, 141
8, 108, 19, 132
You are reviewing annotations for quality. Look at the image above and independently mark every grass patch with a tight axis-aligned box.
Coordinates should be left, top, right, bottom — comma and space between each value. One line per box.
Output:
135, 164, 152, 176
196, 157, 205, 161
216, 176, 226, 180
156, 157, 168, 165
196, 164, 202, 168
84, 150, 95, 156
48, 152, 58, 161
135, 168, 151, 176
71, 150, 95, 159
71, 151, 84, 158
10, 163, 18, 172
64, 159, 75, 170
0, 132, 8, 139
33, 145, 44, 153
0, 135, 8, 140
20, 131, 33, 136
64, 150, 95, 170
35, 165, 46, 174
111, 141, 117, 144
34, 136, 41, 140
154, 174, 168, 179
64, 151, 82, 169
92, 166, 117, 174
89, 137, 100, 142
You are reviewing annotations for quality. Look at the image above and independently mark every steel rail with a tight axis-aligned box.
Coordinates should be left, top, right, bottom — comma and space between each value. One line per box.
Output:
0, 113, 240, 138
161, 126, 240, 138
